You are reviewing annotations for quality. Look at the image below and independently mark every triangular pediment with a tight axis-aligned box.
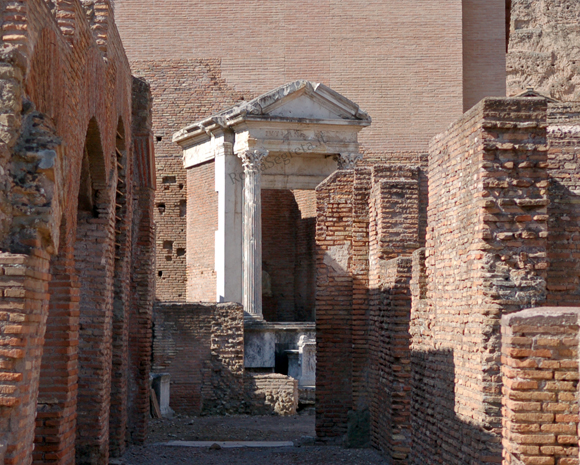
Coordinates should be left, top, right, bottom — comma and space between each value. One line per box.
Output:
173, 80, 371, 145
250, 80, 372, 122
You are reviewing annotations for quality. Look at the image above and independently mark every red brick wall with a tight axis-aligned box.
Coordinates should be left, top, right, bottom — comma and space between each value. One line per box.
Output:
0, 1, 156, 463
410, 97, 549, 465
315, 165, 420, 446
127, 77, 156, 448
152, 303, 245, 415
0, 251, 51, 465
262, 189, 316, 322
130, 60, 246, 302
293, 190, 317, 321
546, 103, 580, 307
368, 170, 420, 460
262, 190, 299, 321
114, 1, 506, 302
185, 161, 218, 302
315, 170, 355, 439
501, 307, 580, 465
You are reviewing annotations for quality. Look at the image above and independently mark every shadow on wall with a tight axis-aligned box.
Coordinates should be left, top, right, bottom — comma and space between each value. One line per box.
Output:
546, 179, 580, 305
409, 349, 499, 465
366, 257, 499, 464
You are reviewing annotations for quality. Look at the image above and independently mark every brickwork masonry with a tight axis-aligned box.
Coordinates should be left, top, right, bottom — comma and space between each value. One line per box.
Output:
0, 1, 156, 463
152, 303, 298, 416
501, 307, 580, 465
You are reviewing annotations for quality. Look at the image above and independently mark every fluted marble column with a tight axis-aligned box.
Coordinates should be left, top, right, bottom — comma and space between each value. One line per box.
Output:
238, 148, 269, 318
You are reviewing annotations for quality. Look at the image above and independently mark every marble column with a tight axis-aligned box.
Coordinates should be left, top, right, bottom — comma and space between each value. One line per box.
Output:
238, 148, 269, 318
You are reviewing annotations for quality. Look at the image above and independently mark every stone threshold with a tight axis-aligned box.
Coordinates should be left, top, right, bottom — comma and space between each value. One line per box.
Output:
154, 441, 295, 448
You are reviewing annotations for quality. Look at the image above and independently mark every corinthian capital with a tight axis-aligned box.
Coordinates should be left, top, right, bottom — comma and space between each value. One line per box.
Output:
238, 148, 269, 173
335, 152, 363, 170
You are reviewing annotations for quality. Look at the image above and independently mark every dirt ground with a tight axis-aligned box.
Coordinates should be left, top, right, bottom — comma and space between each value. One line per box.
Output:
147, 412, 316, 443
120, 413, 389, 465
122, 445, 390, 465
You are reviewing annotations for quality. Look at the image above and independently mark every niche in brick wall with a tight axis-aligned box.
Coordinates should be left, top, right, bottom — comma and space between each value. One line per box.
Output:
179, 200, 186, 217
261, 189, 316, 322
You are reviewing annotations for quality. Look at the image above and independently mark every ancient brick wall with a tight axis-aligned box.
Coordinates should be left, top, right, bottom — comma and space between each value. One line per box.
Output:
293, 190, 317, 322
127, 77, 156, 447
244, 373, 298, 416
315, 169, 355, 439
130, 61, 245, 302
508, 0, 580, 101
501, 308, 580, 465
546, 103, 580, 307
261, 189, 317, 322
185, 161, 218, 302
367, 168, 419, 460
409, 97, 550, 465
369, 257, 413, 461
115, 0, 506, 302
315, 165, 419, 447
262, 189, 299, 321
0, 1, 156, 463
152, 303, 245, 415
152, 302, 300, 416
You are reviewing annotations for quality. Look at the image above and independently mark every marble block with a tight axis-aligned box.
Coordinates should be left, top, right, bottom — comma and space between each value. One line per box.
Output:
244, 329, 276, 368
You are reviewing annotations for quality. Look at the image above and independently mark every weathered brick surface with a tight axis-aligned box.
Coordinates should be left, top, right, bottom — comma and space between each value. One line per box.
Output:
545, 103, 580, 307
244, 373, 298, 416
152, 303, 246, 415
410, 97, 550, 465
0, 1, 156, 463
501, 308, 580, 465
508, 0, 580, 101
152, 302, 299, 416
368, 170, 419, 460
316, 165, 419, 448
262, 189, 316, 322
369, 257, 413, 461
130, 60, 246, 302
127, 76, 156, 447
185, 161, 218, 302
315, 170, 355, 439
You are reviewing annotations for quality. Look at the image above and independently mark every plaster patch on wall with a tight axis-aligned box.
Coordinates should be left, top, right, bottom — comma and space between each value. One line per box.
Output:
323, 244, 350, 274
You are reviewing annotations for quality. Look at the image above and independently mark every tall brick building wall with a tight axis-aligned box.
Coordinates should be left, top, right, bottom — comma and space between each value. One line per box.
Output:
0, 1, 156, 464
113, 0, 507, 302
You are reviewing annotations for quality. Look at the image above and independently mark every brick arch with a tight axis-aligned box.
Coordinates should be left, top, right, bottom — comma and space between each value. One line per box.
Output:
74, 119, 117, 465
35, 216, 80, 465
109, 117, 131, 457
82, 117, 109, 208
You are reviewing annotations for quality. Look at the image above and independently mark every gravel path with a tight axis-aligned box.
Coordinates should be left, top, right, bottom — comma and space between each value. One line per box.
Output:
147, 413, 316, 443
122, 445, 390, 465
121, 414, 389, 465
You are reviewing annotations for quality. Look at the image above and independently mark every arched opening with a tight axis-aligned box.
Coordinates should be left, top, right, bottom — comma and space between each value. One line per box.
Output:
74, 118, 115, 465
109, 118, 130, 457
35, 217, 80, 465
